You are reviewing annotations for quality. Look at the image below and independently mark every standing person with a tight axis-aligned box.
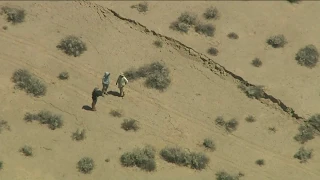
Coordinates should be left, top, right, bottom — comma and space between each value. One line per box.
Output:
116, 73, 128, 98
102, 72, 110, 96
91, 87, 102, 111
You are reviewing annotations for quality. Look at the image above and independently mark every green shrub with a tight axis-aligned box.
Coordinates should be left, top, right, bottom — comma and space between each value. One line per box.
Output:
307, 114, 320, 131
121, 119, 139, 131
58, 71, 69, 80
189, 152, 210, 170
109, 109, 123, 118
178, 12, 197, 26
153, 40, 163, 48
0, 120, 10, 133
238, 84, 264, 99
20, 145, 33, 156
215, 116, 225, 126
12, 69, 47, 97
225, 119, 239, 132
255, 159, 265, 166
170, 21, 189, 33
0, 161, 3, 170
57, 35, 87, 57
131, 2, 148, 12
294, 124, 314, 144
251, 58, 262, 67
120, 145, 156, 171
295, 45, 319, 68
203, 138, 215, 151
195, 24, 215, 37
267, 34, 287, 48
227, 32, 239, 39
287, 0, 301, 3
24, 110, 63, 130
77, 157, 94, 174
1, 6, 25, 24
207, 47, 219, 56
203, 7, 219, 20
72, 129, 86, 141
216, 171, 240, 180
294, 147, 312, 163
245, 115, 256, 123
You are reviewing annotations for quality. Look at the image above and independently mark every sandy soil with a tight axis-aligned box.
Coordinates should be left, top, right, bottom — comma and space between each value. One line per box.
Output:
0, 1, 319, 180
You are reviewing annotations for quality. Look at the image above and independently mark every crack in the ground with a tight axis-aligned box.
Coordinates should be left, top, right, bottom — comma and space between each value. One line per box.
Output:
84, 2, 306, 122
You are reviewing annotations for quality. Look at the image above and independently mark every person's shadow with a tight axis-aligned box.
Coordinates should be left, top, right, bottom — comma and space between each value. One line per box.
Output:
82, 105, 92, 111
107, 90, 120, 97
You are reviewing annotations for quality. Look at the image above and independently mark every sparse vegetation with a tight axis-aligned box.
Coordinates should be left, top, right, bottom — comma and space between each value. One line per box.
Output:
131, 2, 148, 13
72, 129, 86, 141
255, 159, 265, 166
287, 0, 301, 3
227, 32, 239, 39
0, 120, 10, 133
77, 157, 94, 174
121, 119, 139, 131
24, 110, 63, 130
57, 35, 87, 57
245, 115, 256, 123
225, 118, 239, 132
195, 23, 215, 37
153, 40, 163, 48
120, 145, 156, 171
124, 62, 171, 91
251, 58, 262, 67
203, 6, 219, 20
12, 69, 47, 97
294, 124, 314, 144
268, 126, 277, 133
203, 138, 215, 151
267, 34, 287, 48
170, 12, 197, 33
109, 109, 123, 118
295, 44, 319, 68
307, 114, 320, 132
1, 6, 25, 24
216, 171, 240, 180
170, 21, 189, 33
20, 145, 33, 156
58, 71, 69, 80
160, 146, 209, 170
0, 161, 2, 170
207, 47, 219, 56
215, 116, 225, 126
294, 147, 312, 163
2, 25, 7, 30
238, 84, 264, 99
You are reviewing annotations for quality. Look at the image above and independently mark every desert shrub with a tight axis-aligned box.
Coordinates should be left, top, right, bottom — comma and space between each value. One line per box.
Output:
266, 34, 287, 48
294, 124, 314, 144
57, 35, 87, 57
0, 120, 10, 133
12, 69, 47, 97
120, 145, 156, 171
72, 129, 86, 141
109, 109, 122, 117
153, 40, 163, 48
145, 71, 171, 91
0, 161, 2, 170
307, 114, 320, 131
225, 119, 239, 132
203, 6, 219, 20
287, 0, 301, 3
215, 116, 225, 126
77, 157, 94, 174
294, 147, 312, 163
195, 24, 215, 37
121, 119, 139, 131
23, 110, 63, 130
1, 6, 25, 24
2, 25, 7, 30
251, 58, 262, 67
131, 2, 148, 12
268, 127, 277, 133
245, 115, 256, 123
238, 84, 264, 99
178, 12, 197, 26
216, 171, 240, 180
58, 71, 69, 80
160, 146, 209, 170
227, 32, 239, 39
20, 145, 32, 156
207, 47, 219, 56
295, 45, 319, 68
255, 159, 265, 166
170, 21, 189, 33
203, 138, 215, 151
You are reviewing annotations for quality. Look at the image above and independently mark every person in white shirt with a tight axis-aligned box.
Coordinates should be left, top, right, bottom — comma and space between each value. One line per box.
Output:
116, 73, 128, 98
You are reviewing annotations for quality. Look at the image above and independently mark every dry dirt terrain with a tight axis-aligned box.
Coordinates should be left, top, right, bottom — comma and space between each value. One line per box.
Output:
0, 1, 319, 180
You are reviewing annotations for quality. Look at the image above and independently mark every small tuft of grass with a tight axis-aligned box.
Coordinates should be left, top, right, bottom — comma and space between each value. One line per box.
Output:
109, 109, 123, 118
23, 110, 63, 130
20, 145, 33, 156
1, 6, 25, 24
153, 40, 163, 48
120, 145, 156, 171
195, 23, 215, 37
287, 0, 301, 3
0, 161, 2, 170
203, 6, 219, 20
251, 58, 262, 67
294, 147, 312, 163
77, 157, 94, 174
245, 115, 256, 123
255, 159, 265, 166
238, 84, 265, 99
58, 71, 69, 80
178, 12, 197, 26
121, 119, 139, 131
72, 129, 86, 141
2, 25, 8, 30
57, 35, 87, 57
215, 116, 225, 126
170, 21, 189, 33
294, 124, 314, 144
227, 32, 239, 39
12, 69, 47, 97
295, 44, 319, 68
203, 138, 215, 151
216, 171, 240, 180
0, 120, 10, 133
225, 118, 239, 132
207, 47, 219, 56
267, 34, 287, 48
268, 126, 277, 133
131, 2, 148, 13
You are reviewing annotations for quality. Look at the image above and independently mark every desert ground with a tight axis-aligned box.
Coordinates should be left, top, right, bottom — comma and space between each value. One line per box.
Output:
0, 1, 320, 180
